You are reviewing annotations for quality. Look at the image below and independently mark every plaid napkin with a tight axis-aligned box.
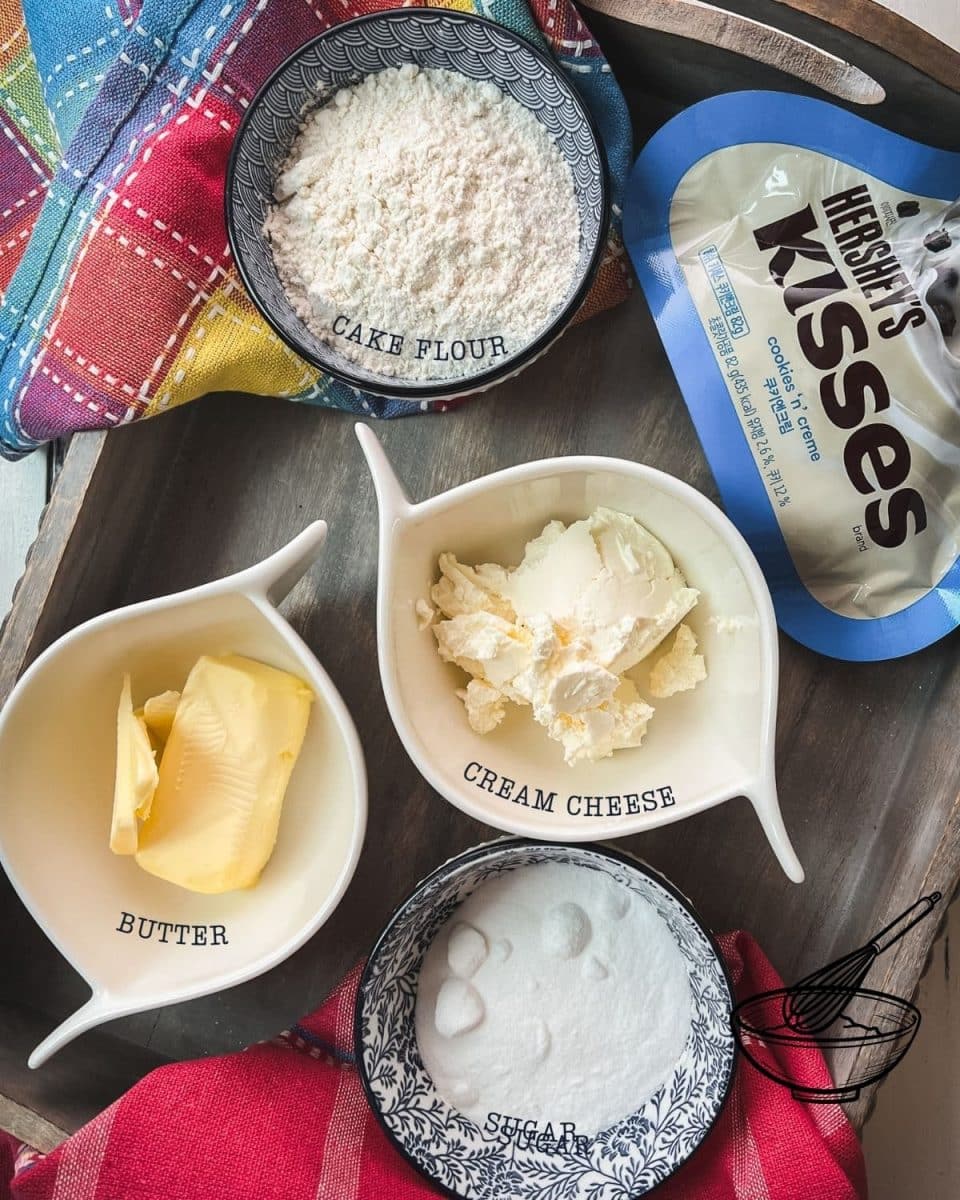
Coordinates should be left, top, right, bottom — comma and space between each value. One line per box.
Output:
0, 932, 866, 1200
0, 0, 632, 460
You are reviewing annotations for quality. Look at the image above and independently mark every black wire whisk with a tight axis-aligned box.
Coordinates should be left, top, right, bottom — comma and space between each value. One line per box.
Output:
783, 892, 942, 1035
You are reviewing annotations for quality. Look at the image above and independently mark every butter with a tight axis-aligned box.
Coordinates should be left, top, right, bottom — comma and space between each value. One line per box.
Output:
136, 689, 181, 757
424, 508, 704, 764
110, 674, 159, 855
133, 655, 313, 894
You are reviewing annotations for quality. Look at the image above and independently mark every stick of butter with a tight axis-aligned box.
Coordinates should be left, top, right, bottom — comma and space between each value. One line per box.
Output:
110, 674, 160, 856
134, 655, 313, 894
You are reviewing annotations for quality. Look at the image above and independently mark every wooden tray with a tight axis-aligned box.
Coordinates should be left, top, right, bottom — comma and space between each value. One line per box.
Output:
2, 0, 960, 1155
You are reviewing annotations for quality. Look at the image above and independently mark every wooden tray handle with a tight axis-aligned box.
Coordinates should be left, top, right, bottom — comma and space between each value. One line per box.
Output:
578, 0, 886, 104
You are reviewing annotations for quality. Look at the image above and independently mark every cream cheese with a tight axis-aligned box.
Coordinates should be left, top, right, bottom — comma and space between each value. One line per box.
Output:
648, 623, 706, 698
423, 507, 704, 764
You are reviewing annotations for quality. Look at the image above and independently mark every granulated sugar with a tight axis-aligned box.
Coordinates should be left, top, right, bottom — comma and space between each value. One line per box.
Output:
266, 65, 581, 381
414, 862, 692, 1137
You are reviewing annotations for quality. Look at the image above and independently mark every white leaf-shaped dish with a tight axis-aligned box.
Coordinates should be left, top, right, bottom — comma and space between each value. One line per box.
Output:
0, 523, 367, 1066
357, 424, 801, 882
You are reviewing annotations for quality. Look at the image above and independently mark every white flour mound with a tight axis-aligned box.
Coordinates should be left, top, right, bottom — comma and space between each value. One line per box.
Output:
415, 862, 693, 1137
266, 64, 581, 381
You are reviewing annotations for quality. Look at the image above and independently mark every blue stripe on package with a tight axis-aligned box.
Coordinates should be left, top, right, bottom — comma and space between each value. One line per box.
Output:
625, 91, 960, 661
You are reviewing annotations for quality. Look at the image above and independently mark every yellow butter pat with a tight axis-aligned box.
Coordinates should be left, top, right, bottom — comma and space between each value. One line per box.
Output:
137, 689, 181, 757
134, 655, 313, 894
110, 674, 159, 856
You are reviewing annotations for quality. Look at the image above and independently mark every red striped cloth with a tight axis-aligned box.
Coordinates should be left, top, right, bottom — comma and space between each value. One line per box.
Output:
1, 933, 867, 1200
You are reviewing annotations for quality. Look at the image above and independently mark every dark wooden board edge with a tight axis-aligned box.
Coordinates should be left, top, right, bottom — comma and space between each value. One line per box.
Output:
771, 0, 960, 93
721, 0, 960, 142
582, 0, 960, 151
0, 1096, 64, 1156
0, 413, 194, 708
0, 1001, 169, 1150
0, 434, 104, 707
848, 851, 960, 1127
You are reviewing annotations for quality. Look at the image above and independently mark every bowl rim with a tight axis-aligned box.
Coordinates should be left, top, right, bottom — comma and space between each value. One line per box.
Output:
353, 836, 738, 1200
224, 7, 611, 402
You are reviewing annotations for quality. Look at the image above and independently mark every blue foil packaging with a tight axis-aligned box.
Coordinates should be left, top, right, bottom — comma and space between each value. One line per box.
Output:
626, 91, 960, 660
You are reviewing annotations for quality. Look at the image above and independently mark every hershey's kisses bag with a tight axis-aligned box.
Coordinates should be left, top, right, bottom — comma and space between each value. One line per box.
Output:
626, 91, 960, 660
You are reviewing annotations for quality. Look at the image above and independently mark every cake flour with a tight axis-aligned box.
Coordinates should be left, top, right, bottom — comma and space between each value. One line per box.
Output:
266, 65, 581, 381
414, 862, 692, 1137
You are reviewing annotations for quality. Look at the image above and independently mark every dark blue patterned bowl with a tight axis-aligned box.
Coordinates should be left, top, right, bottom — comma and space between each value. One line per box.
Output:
355, 839, 736, 1200
225, 9, 608, 403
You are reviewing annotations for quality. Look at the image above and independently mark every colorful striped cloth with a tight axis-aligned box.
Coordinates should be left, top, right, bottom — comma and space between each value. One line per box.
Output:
0, 0, 632, 460
0, 933, 866, 1200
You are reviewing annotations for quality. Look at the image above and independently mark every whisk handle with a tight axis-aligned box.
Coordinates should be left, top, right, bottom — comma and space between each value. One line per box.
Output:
870, 892, 942, 955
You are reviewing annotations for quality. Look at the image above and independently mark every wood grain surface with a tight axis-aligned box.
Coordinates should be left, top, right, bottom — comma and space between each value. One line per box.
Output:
0, 452, 46, 623
577, 0, 888, 103
878, 0, 960, 53
771, 0, 960, 91
866, 8, 960, 1194
2, 0, 960, 1147
864, 910, 960, 1195
2, 287, 959, 1132
585, 0, 960, 150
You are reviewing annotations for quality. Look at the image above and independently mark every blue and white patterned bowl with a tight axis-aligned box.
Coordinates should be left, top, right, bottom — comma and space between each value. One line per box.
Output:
355, 840, 736, 1200
225, 9, 609, 403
